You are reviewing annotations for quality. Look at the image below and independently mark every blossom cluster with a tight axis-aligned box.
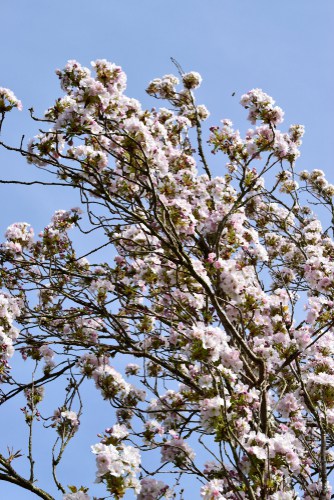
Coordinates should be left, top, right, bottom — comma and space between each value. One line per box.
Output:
91, 431, 141, 497
3, 222, 34, 254
0, 293, 21, 379
0, 87, 22, 113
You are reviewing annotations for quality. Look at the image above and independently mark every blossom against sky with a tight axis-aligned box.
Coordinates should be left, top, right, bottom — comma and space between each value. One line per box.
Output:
0, 1, 333, 498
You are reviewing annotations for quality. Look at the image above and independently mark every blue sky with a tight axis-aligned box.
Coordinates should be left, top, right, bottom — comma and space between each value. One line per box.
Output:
0, 1, 333, 498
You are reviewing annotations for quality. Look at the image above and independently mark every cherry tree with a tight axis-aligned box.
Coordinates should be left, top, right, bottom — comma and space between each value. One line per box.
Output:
0, 59, 333, 500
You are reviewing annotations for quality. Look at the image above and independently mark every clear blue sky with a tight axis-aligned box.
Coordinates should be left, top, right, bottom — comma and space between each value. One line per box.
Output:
0, 1, 333, 498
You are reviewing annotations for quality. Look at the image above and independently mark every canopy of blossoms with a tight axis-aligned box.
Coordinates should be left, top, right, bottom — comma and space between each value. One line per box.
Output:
0, 60, 333, 500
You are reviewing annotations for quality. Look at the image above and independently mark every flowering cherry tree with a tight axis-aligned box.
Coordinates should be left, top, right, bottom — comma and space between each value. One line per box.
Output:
0, 60, 333, 499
